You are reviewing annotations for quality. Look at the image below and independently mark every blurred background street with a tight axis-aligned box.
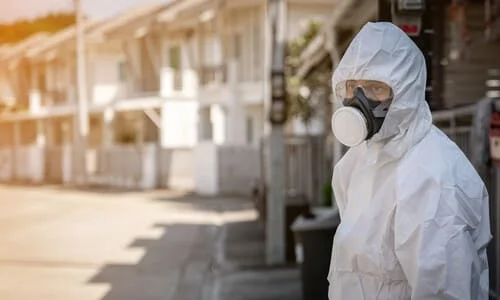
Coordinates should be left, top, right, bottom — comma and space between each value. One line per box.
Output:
1, 0, 500, 298
0, 185, 300, 300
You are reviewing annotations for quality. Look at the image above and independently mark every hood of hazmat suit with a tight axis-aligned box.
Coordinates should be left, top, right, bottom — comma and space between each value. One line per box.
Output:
328, 22, 491, 300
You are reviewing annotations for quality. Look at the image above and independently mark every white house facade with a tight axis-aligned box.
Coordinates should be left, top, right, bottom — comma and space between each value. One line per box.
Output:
0, 0, 335, 195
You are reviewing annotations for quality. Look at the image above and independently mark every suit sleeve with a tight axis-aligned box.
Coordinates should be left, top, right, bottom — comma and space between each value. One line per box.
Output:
394, 177, 490, 300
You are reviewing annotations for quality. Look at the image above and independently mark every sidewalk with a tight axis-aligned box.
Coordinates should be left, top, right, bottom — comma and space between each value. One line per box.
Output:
214, 212, 301, 300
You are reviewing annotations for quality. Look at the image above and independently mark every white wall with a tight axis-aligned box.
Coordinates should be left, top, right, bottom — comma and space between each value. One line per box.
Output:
13, 145, 45, 182
194, 142, 260, 196
195, 142, 218, 195
217, 145, 260, 195
158, 148, 195, 190
91, 53, 125, 106
245, 104, 264, 146
161, 100, 199, 148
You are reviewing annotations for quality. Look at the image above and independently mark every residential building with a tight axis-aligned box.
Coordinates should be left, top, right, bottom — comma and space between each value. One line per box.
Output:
107, 0, 335, 194
0, 0, 335, 195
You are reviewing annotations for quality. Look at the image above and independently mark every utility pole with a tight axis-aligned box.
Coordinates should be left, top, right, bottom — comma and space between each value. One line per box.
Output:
266, 0, 288, 265
430, 0, 445, 110
378, 0, 392, 21
74, 0, 89, 183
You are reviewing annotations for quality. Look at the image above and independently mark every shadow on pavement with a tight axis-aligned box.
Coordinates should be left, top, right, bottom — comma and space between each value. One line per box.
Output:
219, 218, 301, 300
152, 194, 251, 215
56, 185, 156, 195
87, 222, 218, 300
86, 193, 300, 300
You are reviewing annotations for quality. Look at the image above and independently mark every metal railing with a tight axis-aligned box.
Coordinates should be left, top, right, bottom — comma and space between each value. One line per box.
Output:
200, 64, 227, 86
256, 135, 330, 207
432, 104, 476, 159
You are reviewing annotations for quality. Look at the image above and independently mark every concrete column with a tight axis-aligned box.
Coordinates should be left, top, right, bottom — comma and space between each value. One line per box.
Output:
29, 63, 41, 112
160, 38, 174, 97
141, 143, 157, 189
62, 144, 72, 184
181, 40, 199, 96
194, 142, 218, 195
29, 91, 42, 114
100, 108, 114, 184
32, 119, 46, 183
102, 108, 115, 148
211, 105, 226, 145
161, 101, 198, 148
35, 120, 46, 147
160, 67, 174, 97
183, 69, 198, 96
225, 59, 246, 145
198, 106, 212, 142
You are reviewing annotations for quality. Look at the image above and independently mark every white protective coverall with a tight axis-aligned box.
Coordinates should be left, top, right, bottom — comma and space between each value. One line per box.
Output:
328, 22, 491, 300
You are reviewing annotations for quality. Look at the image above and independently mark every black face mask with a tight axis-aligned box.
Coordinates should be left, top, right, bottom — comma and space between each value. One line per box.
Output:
342, 87, 391, 140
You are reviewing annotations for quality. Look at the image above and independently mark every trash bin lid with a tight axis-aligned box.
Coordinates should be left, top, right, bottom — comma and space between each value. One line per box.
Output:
291, 207, 340, 232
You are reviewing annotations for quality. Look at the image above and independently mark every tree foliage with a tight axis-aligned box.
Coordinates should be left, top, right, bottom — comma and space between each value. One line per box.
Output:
286, 20, 332, 126
0, 12, 76, 45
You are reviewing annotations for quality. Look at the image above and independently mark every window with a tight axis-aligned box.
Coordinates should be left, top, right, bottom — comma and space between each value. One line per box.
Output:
168, 45, 181, 70
246, 116, 254, 144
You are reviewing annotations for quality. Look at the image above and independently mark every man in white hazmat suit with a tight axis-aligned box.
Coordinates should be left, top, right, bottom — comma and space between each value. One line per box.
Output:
328, 22, 491, 299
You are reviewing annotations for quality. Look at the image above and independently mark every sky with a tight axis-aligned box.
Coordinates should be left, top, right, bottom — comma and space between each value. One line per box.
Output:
0, 0, 168, 23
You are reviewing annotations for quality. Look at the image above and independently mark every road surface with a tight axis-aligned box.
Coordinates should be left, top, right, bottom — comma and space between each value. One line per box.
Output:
0, 185, 252, 300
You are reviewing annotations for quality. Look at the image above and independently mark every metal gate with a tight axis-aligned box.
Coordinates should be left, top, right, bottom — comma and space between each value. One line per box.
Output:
257, 134, 332, 206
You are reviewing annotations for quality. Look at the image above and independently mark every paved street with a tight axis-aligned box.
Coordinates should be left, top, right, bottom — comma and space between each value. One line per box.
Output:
0, 185, 254, 300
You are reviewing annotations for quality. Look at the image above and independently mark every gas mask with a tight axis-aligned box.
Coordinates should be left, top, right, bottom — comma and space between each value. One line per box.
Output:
332, 84, 392, 147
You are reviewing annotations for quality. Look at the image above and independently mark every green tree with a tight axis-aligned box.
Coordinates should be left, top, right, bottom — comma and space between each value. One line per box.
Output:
286, 20, 332, 132
0, 12, 76, 45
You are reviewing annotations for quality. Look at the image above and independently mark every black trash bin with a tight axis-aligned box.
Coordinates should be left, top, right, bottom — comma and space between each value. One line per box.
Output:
285, 194, 311, 262
292, 208, 340, 300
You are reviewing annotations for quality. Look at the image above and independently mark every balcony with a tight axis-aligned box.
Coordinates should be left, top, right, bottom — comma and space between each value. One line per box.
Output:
43, 90, 69, 106
173, 71, 183, 91
160, 68, 198, 98
200, 65, 227, 86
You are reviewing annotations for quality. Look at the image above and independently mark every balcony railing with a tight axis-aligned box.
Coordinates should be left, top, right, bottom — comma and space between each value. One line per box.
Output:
200, 64, 227, 86
173, 71, 183, 91
40, 90, 68, 106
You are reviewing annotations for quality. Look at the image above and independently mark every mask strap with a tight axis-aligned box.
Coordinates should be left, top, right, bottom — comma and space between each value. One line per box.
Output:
372, 100, 391, 118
